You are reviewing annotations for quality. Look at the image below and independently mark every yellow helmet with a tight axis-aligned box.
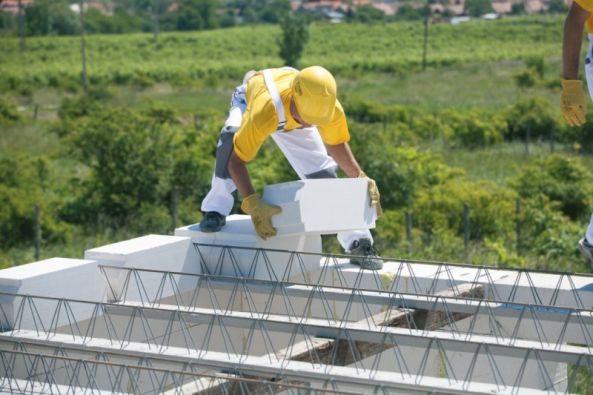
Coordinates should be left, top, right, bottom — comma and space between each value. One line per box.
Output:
291, 66, 337, 126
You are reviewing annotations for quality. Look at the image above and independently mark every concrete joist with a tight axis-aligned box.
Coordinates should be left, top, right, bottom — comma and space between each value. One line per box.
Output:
0, 333, 570, 395
99, 265, 593, 346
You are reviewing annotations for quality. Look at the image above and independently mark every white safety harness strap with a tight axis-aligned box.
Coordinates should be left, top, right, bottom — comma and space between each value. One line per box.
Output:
263, 69, 287, 133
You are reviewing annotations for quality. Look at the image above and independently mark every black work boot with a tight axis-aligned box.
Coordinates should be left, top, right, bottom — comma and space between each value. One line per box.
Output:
199, 212, 226, 233
349, 238, 383, 270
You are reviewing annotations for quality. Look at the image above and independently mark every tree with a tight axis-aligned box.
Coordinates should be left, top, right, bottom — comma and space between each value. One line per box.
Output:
177, 5, 204, 30
394, 4, 422, 21
51, 6, 79, 35
241, 6, 258, 23
175, 0, 219, 31
219, 9, 236, 27
23, 0, 78, 36
25, 1, 52, 35
548, 0, 568, 13
0, 11, 16, 31
511, 3, 526, 14
278, 14, 309, 68
64, 106, 177, 226
259, 0, 290, 23
464, 0, 492, 17
349, 4, 385, 23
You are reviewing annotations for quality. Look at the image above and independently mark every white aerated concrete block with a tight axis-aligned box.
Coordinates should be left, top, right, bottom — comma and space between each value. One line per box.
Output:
175, 215, 321, 280
0, 258, 103, 330
85, 235, 199, 302
262, 178, 378, 236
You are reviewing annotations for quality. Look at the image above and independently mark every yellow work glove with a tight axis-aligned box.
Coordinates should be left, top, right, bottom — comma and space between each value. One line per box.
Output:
560, 79, 587, 126
358, 171, 382, 218
241, 194, 282, 240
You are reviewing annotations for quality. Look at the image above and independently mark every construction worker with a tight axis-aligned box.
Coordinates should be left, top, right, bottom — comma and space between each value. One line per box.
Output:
561, 0, 593, 269
199, 66, 383, 270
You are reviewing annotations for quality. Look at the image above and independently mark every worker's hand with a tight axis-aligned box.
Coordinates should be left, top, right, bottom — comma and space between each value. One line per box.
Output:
358, 171, 382, 218
241, 194, 282, 240
561, 79, 587, 126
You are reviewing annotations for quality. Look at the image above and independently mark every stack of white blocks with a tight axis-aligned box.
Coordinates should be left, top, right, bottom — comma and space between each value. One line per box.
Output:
0, 258, 103, 330
176, 178, 378, 280
84, 235, 200, 302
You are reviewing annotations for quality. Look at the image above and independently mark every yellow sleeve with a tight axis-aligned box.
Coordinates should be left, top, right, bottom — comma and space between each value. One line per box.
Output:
233, 106, 276, 162
318, 100, 350, 145
575, 0, 593, 13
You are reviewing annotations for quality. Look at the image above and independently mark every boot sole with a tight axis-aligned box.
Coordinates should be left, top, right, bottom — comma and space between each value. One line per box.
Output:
199, 219, 226, 233
350, 259, 383, 271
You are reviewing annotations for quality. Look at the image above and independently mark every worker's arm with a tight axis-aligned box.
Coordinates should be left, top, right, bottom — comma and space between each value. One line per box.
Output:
228, 149, 282, 240
561, 1, 590, 126
563, 1, 590, 79
325, 142, 362, 178
228, 150, 255, 198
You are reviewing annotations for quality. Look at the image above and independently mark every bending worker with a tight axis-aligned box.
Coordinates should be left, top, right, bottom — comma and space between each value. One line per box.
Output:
199, 66, 383, 270
561, 1, 593, 270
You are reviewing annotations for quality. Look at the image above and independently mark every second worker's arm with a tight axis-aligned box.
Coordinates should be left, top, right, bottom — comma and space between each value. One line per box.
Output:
561, 1, 590, 125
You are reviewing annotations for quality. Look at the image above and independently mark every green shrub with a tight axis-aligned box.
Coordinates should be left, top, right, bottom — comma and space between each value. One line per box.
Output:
410, 113, 452, 141
503, 96, 560, 140
523, 55, 547, 79
63, 106, 176, 227
130, 71, 156, 88
441, 109, 504, 147
0, 97, 21, 125
513, 68, 537, 89
343, 100, 411, 124
412, 179, 516, 241
0, 156, 73, 249
560, 112, 593, 154
511, 155, 593, 221
348, 122, 463, 209
145, 102, 180, 125
519, 195, 585, 272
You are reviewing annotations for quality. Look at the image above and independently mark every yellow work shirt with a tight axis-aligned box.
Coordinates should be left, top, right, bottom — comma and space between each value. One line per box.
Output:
233, 68, 350, 162
575, 0, 593, 33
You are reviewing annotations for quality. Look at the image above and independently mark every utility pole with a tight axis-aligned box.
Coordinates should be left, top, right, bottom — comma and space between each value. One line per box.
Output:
79, 0, 89, 92
422, 17, 430, 72
153, 0, 159, 41
17, 0, 25, 52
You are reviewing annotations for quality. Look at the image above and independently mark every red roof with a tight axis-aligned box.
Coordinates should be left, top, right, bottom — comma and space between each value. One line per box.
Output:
0, 0, 34, 13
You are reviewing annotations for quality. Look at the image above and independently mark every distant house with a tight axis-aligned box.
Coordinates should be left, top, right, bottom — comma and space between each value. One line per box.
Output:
371, 2, 400, 16
297, 1, 346, 21
69, 2, 115, 15
491, 0, 512, 14
488, 0, 548, 16
524, 0, 548, 12
0, 0, 34, 15
167, 2, 180, 13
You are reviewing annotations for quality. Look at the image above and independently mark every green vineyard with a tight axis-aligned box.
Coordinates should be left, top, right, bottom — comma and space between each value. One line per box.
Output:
0, 15, 564, 89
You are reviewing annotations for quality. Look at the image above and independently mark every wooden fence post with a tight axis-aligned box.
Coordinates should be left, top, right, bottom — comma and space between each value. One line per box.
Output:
525, 120, 531, 155
516, 197, 521, 254
549, 122, 555, 154
464, 203, 469, 259
35, 204, 40, 261
406, 211, 412, 254
172, 185, 178, 234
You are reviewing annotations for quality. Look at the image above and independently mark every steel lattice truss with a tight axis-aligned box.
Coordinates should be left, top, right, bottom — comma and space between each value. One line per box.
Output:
0, 244, 591, 394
